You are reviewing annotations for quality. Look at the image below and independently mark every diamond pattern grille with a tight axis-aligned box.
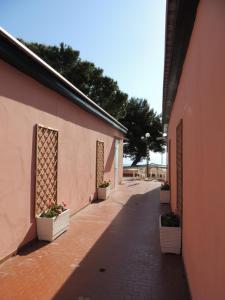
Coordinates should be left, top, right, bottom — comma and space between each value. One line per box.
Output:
35, 125, 58, 216
96, 141, 104, 188
176, 120, 183, 221
118, 140, 123, 183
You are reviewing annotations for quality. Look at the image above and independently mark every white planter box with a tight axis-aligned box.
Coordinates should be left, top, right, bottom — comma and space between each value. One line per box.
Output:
159, 215, 181, 254
36, 209, 70, 241
97, 186, 110, 200
160, 190, 170, 204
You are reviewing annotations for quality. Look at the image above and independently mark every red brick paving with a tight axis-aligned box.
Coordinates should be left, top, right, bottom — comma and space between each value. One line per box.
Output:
0, 180, 190, 300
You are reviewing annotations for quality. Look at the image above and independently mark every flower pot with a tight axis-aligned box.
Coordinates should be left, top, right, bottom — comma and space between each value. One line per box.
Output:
97, 186, 110, 200
36, 209, 70, 241
159, 215, 181, 254
160, 190, 170, 204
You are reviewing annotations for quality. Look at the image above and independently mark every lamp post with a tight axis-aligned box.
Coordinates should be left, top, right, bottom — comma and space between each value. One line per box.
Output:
141, 132, 150, 178
157, 133, 168, 180
156, 133, 167, 166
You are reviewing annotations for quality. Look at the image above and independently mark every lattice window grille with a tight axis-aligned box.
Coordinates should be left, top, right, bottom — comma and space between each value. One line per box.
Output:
35, 125, 58, 216
176, 120, 183, 220
96, 140, 104, 188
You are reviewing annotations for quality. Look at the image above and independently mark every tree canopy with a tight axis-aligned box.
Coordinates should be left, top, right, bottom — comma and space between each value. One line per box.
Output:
120, 98, 165, 165
19, 40, 128, 120
19, 39, 164, 165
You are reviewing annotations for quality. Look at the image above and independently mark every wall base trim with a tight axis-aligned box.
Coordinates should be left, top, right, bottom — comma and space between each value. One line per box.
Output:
0, 249, 17, 265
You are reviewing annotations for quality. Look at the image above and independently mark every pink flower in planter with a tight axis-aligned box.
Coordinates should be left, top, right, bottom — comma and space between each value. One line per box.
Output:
47, 200, 56, 209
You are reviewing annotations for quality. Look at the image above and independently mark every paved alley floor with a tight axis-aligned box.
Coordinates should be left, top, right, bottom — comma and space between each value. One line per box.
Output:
0, 180, 190, 300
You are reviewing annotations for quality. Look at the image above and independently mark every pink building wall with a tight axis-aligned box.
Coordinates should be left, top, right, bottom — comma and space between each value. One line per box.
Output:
0, 59, 124, 262
168, 1, 225, 299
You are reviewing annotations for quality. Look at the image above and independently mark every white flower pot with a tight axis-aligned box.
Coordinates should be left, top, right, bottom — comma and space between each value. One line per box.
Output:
36, 209, 70, 241
97, 186, 110, 200
160, 190, 170, 204
159, 215, 181, 254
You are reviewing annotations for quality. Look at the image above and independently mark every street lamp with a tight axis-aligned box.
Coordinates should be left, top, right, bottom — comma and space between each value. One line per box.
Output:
141, 132, 150, 178
156, 133, 168, 166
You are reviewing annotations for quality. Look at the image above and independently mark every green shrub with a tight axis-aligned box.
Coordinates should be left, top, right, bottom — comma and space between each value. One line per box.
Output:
40, 201, 67, 218
161, 181, 170, 191
161, 212, 180, 227
99, 180, 111, 188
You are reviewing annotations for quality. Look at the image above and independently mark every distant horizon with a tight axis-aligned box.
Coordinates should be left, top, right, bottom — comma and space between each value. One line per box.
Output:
123, 162, 167, 167
123, 149, 166, 166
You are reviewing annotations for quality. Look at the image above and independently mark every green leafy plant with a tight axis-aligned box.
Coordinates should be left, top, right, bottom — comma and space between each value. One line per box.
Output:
40, 201, 67, 218
18, 39, 128, 120
161, 181, 170, 191
161, 212, 180, 227
120, 98, 165, 166
99, 180, 111, 188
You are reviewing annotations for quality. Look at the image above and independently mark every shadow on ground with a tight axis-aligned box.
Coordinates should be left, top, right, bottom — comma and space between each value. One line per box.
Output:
51, 187, 190, 300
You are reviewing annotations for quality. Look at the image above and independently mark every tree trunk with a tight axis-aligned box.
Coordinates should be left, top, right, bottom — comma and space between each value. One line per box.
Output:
131, 157, 141, 166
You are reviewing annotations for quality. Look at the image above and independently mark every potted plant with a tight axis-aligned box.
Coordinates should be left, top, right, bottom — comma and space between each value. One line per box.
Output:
36, 201, 70, 241
159, 212, 181, 254
160, 181, 170, 204
98, 180, 111, 200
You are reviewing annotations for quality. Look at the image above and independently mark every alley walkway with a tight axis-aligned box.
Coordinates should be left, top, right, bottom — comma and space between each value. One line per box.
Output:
0, 181, 190, 300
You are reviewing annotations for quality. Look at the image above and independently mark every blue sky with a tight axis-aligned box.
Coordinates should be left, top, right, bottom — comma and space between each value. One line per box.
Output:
1, 0, 166, 165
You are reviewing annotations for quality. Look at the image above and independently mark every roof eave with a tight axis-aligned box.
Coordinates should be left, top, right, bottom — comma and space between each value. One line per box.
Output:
162, 0, 200, 125
0, 27, 127, 134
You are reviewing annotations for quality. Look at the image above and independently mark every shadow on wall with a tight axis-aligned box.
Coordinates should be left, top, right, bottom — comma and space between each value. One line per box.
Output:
18, 125, 37, 250
50, 187, 190, 300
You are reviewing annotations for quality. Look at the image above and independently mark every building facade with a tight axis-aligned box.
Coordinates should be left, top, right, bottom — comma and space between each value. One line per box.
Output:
163, 1, 225, 299
0, 28, 126, 262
